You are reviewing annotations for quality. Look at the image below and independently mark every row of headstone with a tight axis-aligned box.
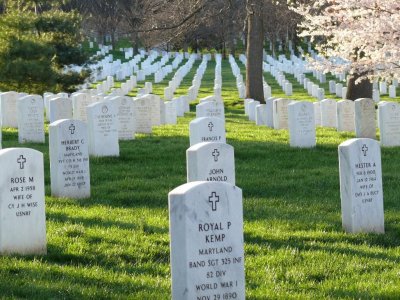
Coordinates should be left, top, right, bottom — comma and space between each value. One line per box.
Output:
155, 54, 183, 83
187, 56, 209, 102
214, 54, 223, 101
229, 55, 246, 99
244, 97, 386, 148
164, 56, 196, 101
169, 104, 244, 298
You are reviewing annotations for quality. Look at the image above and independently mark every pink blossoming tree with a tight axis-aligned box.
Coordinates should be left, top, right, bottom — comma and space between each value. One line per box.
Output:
293, 0, 400, 99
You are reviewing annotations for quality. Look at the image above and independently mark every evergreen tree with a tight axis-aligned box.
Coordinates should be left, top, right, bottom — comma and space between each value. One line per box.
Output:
0, 1, 89, 94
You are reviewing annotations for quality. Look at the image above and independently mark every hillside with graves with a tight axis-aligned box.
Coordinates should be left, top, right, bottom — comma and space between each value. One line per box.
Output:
0, 44, 400, 298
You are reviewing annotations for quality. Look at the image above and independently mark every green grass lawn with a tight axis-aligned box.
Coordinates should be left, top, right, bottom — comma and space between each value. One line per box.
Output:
1, 58, 400, 299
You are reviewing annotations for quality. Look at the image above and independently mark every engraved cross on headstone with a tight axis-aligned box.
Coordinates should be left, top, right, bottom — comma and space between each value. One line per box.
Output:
208, 192, 220, 211
212, 149, 220, 162
362, 144, 368, 156
17, 155, 26, 169
69, 124, 76, 135
208, 122, 214, 132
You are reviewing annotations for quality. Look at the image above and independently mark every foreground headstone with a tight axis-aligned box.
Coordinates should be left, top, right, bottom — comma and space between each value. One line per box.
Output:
87, 101, 119, 157
288, 101, 316, 148
189, 117, 226, 146
187, 142, 235, 184
338, 138, 384, 233
0, 148, 46, 254
378, 102, 400, 147
17, 95, 45, 143
355, 98, 376, 139
49, 119, 90, 198
169, 181, 245, 300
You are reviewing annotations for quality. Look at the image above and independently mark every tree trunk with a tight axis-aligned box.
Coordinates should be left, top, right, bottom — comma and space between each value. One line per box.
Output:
111, 31, 116, 49
229, 38, 236, 57
346, 74, 372, 100
245, 0, 264, 103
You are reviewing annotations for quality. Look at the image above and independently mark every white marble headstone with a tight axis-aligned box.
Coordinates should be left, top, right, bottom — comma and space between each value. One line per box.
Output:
187, 142, 235, 184
355, 98, 376, 139
0, 91, 18, 128
0, 148, 46, 254
189, 117, 226, 146
49, 119, 90, 198
138, 94, 161, 126
111, 96, 136, 140
255, 104, 267, 126
337, 100, 355, 132
133, 97, 152, 134
169, 181, 245, 300
378, 102, 400, 147
288, 101, 316, 148
265, 98, 274, 128
17, 95, 45, 143
247, 100, 260, 122
72, 93, 92, 122
313, 102, 321, 126
273, 98, 292, 130
49, 97, 73, 123
244, 98, 254, 116
338, 138, 384, 233
196, 101, 225, 120
165, 102, 177, 125
320, 99, 337, 128
86, 101, 119, 156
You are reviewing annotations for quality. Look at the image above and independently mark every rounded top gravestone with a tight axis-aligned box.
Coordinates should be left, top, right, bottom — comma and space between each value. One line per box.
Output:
0, 147, 46, 255
169, 181, 245, 300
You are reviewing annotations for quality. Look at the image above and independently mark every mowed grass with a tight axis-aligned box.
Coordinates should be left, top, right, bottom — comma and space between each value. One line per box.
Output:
1, 56, 400, 299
